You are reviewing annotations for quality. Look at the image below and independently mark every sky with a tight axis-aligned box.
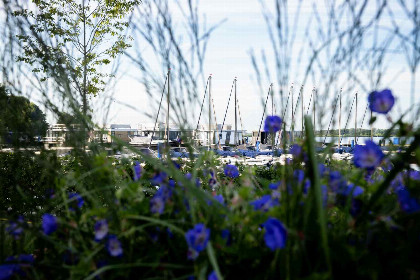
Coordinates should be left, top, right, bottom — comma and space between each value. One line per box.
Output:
48, 0, 420, 131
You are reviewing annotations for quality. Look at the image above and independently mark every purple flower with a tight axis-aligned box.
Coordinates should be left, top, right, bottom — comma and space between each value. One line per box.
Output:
264, 115, 283, 133
106, 235, 123, 257
94, 220, 109, 241
250, 195, 279, 212
397, 187, 420, 214
133, 161, 142, 181
6, 216, 24, 239
263, 217, 287, 250
42, 214, 57, 235
150, 195, 165, 214
185, 224, 210, 259
68, 192, 84, 211
224, 164, 239, 178
208, 270, 218, 280
353, 141, 384, 170
368, 89, 395, 114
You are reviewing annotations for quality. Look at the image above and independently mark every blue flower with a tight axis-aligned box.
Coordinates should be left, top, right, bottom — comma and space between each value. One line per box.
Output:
208, 194, 224, 206
209, 177, 217, 188
353, 141, 384, 170
397, 187, 420, 214
321, 185, 328, 207
187, 248, 199, 260
6, 216, 24, 239
5, 254, 34, 264
264, 115, 283, 133
185, 224, 210, 259
185, 173, 201, 187
106, 235, 123, 257
408, 170, 420, 181
151, 172, 168, 185
368, 89, 395, 114
213, 194, 224, 205
268, 181, 280, 190
329, 171, 346, 191
0, 264, 21, 280
150, 195, 165, 214
208, 270, 218, 280
42, 214, 57, 235
172, 161, 181, 169
263, 218, 287, 250
339, 184, 364, 198
318, 163, 328, 177
68, 192, 84, 211
94, 220, 109, 241
293, 169, 305, 184
250, 195, 279, 212
156, 185, 173, 201
224, 164, 239, 178
221, 229, 232, 246
133, 161, 142, 181
290, 144, 302, 157
303, 179, 311, 195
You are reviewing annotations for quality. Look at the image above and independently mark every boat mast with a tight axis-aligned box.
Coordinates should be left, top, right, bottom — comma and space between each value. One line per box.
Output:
208, 74, 212, 150
355, 92, 357, 145
301, 86, 304, 137
338, 88, 342, 149
234, 77, 237, 147
149, 70, 169, 149
166, 68, 170, 146
291, 84, 294, 143
313, 88, 316, 134
256, 83, 273, 145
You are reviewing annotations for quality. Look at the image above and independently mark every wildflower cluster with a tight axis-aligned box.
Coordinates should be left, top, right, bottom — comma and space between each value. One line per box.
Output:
1, 89, 419, 279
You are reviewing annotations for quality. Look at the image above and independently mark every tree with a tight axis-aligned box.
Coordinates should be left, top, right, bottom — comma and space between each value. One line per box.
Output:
11, 0, 139, 122
0, 85, 48, 146
57, 112, 79, 125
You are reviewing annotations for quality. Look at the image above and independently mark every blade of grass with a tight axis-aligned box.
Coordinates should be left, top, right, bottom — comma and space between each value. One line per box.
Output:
304, 116, 331, 274
125, 215, 185, 235
85, 262, 189, 280
206, 241, 223, 280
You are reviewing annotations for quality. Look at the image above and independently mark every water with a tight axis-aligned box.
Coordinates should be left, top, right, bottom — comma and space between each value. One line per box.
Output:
315, 136, 414, 145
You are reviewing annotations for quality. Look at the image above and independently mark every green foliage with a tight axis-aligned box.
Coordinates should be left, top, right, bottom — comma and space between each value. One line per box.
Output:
0, 85, 48, 146
0, 119, 419, 279
0, 151, 58, 217
12, 0, 140, 97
